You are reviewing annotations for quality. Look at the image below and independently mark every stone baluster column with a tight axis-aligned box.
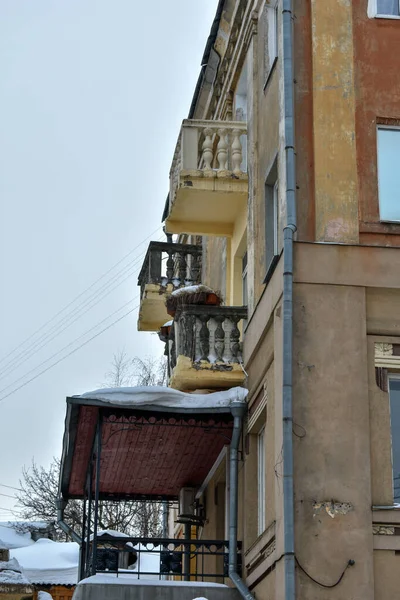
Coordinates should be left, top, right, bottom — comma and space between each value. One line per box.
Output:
231, 129, 243, 175
198, 314, 210, 361
230, 316, 241, 363
216, 128, 228, 172
191, 252, 201, 284
202, 128, 214, 171
214, 315, 226, 362
178, 252, 187, 285
166, 250, 175, 284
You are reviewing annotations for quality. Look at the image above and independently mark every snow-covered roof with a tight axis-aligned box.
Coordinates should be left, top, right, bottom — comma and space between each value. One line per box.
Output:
0, 523, 35, 550
78, 385, 247, 410
78, 574, 227, 587
11, 538, 79, 585
89, 529, 130, 541
0, 557, 31, 586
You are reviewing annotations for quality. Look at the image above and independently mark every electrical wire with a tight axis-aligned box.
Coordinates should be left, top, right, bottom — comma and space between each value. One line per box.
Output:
0, 253, 147, 384
0, 243, 153, 381
0, 302, 139, 404
0, 232, 165, 383
0, 484, 22, 492
0, 225, 162, 369
0, 297, 139, 397
295, 556, 355, 588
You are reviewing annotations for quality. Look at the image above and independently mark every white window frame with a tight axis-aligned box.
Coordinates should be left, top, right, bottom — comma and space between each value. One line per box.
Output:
264, 0, 279, 88
377, 125, 400, 223
368, 0, 400, 19
257, 427, 266, 535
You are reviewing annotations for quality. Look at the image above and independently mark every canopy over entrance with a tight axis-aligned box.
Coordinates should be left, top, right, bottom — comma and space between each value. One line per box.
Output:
59, 386, 247, 501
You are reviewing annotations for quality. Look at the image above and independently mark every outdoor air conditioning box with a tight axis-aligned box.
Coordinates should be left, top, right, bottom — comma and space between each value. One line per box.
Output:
179, 487, 195, 516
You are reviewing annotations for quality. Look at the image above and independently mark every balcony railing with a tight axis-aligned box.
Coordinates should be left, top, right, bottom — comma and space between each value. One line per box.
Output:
138, 242, 202, 299
82, 535, 241, 583
166, 120, 248, 236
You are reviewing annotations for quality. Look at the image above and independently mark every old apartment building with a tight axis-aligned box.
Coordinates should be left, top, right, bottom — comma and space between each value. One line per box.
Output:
58, 1, 400, 600
137, 0, 400, 598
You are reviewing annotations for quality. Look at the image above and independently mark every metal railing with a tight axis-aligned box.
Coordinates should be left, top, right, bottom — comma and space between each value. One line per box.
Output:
83, 535, 242, 583
137, 241, 202, 299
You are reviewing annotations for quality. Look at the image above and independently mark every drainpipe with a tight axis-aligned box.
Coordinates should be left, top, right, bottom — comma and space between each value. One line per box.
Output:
56, 497, 81, 544
229, 400, 255, 600
282, 0, 297, 598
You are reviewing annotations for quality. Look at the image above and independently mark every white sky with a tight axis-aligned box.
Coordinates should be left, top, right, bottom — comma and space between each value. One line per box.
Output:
0, 0, 217, 517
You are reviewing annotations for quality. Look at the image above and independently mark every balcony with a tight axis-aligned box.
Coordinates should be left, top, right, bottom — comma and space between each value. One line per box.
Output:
165, 120, 248, 237
166, 304, 247, 391
137, 241, 202, 332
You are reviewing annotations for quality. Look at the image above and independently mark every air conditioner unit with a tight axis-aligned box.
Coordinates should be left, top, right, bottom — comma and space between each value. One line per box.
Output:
179, 487, 196, 517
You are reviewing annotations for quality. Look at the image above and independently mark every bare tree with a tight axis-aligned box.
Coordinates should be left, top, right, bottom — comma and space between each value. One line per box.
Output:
15, 353, 168, 540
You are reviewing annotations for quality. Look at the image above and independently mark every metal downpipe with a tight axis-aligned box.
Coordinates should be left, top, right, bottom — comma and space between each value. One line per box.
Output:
56, 498, 81, 545
228, 402, 255, 600
282, 0, 297, 598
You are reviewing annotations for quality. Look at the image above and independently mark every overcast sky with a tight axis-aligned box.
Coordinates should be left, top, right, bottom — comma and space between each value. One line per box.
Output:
0, 0, 217, 518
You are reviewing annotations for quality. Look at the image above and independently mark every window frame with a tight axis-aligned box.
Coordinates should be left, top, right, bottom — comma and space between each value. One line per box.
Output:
257, 426, 266, 536
376, 126, 400, 224
263, 0, 279, 89
264, 159, 280, 284
368, 0, 400, 19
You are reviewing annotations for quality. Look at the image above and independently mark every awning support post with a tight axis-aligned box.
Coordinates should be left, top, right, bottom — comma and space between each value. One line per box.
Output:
92, 414, 102, 576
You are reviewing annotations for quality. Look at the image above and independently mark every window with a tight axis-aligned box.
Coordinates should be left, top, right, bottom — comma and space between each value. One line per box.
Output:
264, 159, 279, 281
369, 0, 400, 17
388, 378, 400, 502
257, 427, 266, 535
264, 1, 278, 86
377, 128, 400, 222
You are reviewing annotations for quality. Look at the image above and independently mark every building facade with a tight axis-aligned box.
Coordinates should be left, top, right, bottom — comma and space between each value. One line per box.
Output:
138, 0, 400, 599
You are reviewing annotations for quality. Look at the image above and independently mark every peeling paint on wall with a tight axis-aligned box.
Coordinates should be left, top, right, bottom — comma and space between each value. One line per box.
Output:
313, 500, 353, 518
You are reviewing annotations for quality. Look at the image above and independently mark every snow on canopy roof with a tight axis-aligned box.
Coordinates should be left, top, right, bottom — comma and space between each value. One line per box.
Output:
78, 385, 247, 410
0, 557, 31, 586
78, 574, 227, 587
11, 538, 79, 586
89, 529, 130, 541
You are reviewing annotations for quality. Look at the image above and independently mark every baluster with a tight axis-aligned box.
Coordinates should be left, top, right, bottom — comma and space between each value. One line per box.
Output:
191, 252, 201, 284
166, 251, 174, 284
231, 129, 243, 175
216, 128, 228, 171
230, 316, 241, 363
202, 128, 214, 171
214, 316, 225, 362
198, 315, 210, 361
178, 252, 187, 285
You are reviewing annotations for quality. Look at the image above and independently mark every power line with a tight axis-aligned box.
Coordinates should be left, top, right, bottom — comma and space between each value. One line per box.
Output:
0, 232, 165, 383
0, 302, 139, 404
0, 247, 150, 383
0, 297, 138, 397
0, 484, 22, 492
0, 225, 162, 368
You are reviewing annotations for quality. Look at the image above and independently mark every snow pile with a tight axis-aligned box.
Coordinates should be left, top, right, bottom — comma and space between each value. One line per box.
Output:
89, 530, 130, 541
38, 592, 54, 600
79, 385, 247, 409
171, 285, 214, 297
78, 574, 227, 587
0, 557, 30, 586
11, 538, 79, 585
0, 523, 35, 550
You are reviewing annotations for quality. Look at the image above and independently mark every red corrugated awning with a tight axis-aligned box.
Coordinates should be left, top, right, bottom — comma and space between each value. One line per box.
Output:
60, 395, 235, 501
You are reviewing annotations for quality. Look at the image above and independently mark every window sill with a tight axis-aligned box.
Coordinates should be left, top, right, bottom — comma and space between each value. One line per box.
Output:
360, 220, 400, 234
263, 253, 280, 285
263, 56, 278, 92
374, 13, 400, 19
